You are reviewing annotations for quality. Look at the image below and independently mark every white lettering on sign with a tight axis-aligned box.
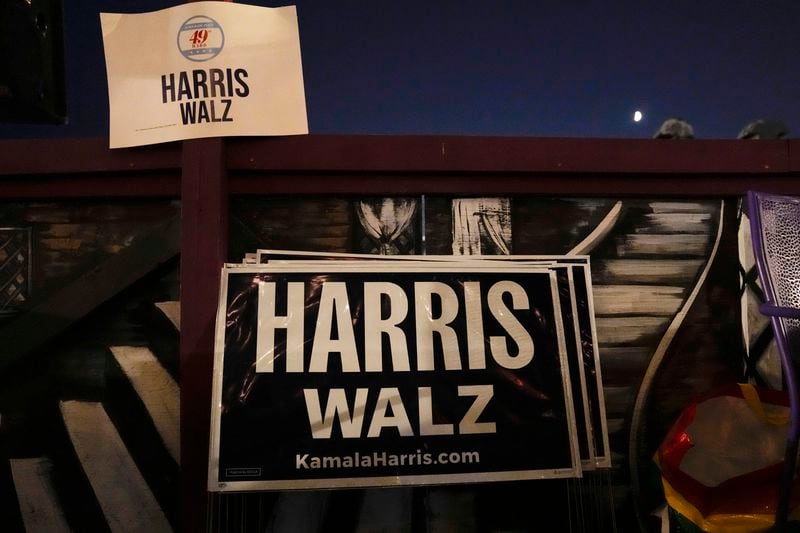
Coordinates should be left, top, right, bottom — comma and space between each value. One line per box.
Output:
364, 282, 411, 372
255, 278, 539, 441
255, 281, 304, 373
255, 280, 536, 373
302, 386, 496, 439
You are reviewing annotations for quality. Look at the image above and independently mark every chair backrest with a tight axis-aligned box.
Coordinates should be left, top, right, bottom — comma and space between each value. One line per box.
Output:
747, 190, 800, 530
748, 191, 800, 367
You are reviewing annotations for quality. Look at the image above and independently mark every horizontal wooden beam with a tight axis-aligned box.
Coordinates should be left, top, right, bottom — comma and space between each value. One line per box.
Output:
1, 136, 797, 199
0, 138, 181, 176
228, 171, 800, 197
60, 401, 172, 532
789, 139, 800, 172
226, 135, 792, 175
0, 173, 180, 199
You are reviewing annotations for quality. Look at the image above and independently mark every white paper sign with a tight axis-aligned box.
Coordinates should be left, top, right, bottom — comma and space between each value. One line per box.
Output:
100, 2, 308, 148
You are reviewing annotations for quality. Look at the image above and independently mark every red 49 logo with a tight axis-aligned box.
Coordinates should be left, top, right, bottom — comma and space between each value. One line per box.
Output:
190, 29, 209, 47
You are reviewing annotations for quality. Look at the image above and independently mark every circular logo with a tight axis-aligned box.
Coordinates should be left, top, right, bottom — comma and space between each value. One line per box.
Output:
177, 16, 224, 62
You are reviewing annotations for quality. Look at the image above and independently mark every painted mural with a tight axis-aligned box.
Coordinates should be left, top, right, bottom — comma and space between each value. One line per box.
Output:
0, 201, 180, 532
0, 195, 770, 532
224, 194, 749, 533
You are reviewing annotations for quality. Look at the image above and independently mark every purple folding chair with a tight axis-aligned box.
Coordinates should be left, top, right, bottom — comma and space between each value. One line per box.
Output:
748, 190, 800, 530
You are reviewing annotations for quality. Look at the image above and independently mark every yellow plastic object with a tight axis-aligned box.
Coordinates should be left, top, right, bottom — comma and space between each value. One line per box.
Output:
656, 384, 800, 532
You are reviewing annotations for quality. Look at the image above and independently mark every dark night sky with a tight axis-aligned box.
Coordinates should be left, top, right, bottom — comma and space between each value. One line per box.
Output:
1, 0, 798, 140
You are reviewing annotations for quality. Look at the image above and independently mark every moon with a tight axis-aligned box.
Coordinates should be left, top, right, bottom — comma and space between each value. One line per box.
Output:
633, 110, 643, 123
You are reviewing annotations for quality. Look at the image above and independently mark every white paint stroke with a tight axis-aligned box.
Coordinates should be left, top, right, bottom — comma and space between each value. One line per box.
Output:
648, 202, 715, 214
451, 198, 511, 256
628, 199, 725, 529
60, 401, 172, 533
10, 457, 70, 533
596, 316, 670, 346
155, 301, 180, 331
568, 200, 623, 256
593, 285, 684, 316
110, 346, 180, 464
616, 234, 710, 256
596, 259, 703, 284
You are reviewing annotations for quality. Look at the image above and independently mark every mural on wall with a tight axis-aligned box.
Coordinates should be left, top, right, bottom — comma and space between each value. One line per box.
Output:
1, 195, 752, 532
451, 197, 513, 256
354, 197, 419, 255
0, 201, 180, 532
225, 194, 745, 532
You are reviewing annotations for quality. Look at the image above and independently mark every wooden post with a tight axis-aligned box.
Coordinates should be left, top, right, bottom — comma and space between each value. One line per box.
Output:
180, 137, 227, 533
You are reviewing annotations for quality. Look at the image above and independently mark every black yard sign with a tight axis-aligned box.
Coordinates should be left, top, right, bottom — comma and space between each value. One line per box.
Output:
208, 264, 580, 491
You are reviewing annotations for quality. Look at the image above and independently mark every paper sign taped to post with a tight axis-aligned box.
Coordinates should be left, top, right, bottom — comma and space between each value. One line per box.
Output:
100, 2, 308, 148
